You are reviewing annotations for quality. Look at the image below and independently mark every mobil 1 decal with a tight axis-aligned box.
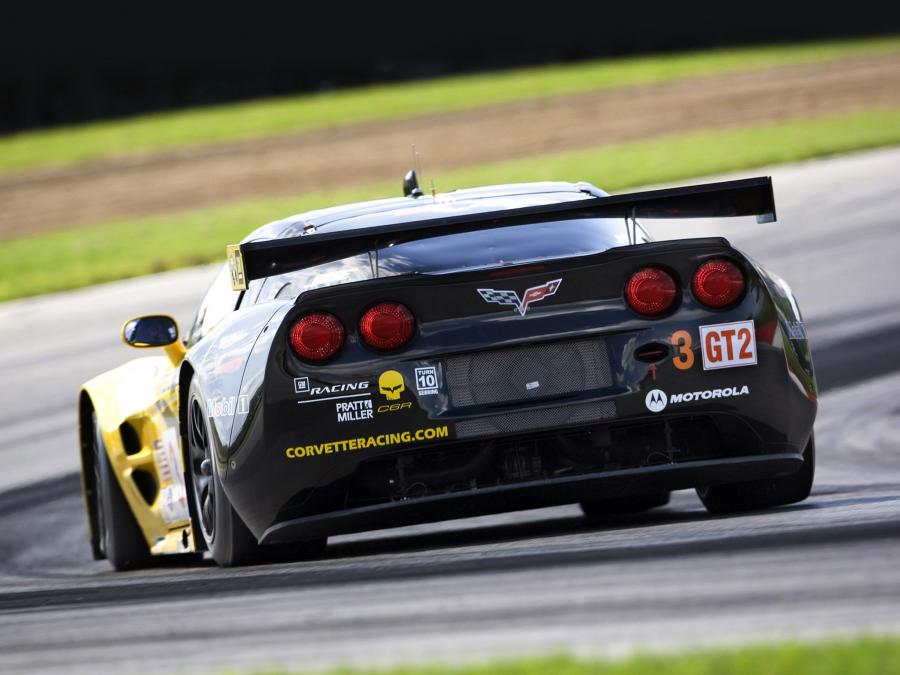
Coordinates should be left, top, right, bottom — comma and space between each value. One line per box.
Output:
699, 320, 757, 370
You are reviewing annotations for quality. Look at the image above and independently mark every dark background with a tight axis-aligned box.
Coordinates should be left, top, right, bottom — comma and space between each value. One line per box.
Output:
3, 9, 899, 136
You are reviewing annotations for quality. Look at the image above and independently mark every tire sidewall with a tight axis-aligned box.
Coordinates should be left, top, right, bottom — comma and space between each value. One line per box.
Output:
94, 415, 150, 570
185, 379, 216, 551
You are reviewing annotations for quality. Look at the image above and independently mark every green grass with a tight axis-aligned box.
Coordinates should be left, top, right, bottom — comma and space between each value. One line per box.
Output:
3, 107, 899, 303
252, 637, 900, 674
1, 35, 899, 173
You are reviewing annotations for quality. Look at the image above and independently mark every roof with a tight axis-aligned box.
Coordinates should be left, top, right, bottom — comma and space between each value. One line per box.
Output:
242, 181, 605, 243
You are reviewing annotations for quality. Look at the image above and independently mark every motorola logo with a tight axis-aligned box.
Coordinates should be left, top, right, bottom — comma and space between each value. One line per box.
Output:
645, 389, 668, 413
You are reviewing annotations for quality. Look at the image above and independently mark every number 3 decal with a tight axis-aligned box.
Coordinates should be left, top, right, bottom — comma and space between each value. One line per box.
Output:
672, 330, 694, 370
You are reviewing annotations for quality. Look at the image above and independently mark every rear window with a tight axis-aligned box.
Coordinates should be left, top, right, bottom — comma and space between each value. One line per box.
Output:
247, 217, 648, 305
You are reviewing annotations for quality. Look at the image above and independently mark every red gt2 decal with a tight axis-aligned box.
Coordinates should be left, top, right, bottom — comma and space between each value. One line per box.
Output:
699, 320, 757, 370
477, 279, 562, 316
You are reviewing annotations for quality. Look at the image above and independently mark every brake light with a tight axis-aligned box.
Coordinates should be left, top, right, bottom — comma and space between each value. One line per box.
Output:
625, 267, 678, 316
359, 302, 415, 350
289, 312, 345, 362
692, 259, 745, 308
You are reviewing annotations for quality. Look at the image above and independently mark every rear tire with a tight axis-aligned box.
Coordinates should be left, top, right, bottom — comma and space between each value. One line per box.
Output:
93, 413, 151, 571
580, 491, 670, 519
186, 381, 262, 567
697, 434, 815, 514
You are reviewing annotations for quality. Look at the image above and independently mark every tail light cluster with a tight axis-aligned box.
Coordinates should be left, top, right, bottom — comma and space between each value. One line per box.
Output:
625, 259, 745, 317
289, 313, 345, 362
624, 267, 677, 316
691, 259, 745, 308
359, 302, 415, 350
289, 302, 415, 362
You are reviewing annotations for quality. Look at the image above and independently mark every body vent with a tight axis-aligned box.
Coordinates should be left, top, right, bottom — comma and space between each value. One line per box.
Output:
131, 470, 158, 506
119, 422, 142, 456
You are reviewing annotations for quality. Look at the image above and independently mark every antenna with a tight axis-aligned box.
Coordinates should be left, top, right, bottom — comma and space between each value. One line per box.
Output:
403, 145, 424, 198
413, 145, 422, 182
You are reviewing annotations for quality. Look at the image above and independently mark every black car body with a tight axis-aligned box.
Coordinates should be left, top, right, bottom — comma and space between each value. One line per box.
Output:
80, 176, 816, 568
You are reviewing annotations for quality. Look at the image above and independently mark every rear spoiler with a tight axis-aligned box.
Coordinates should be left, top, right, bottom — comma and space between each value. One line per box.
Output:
226, 176, 775, 290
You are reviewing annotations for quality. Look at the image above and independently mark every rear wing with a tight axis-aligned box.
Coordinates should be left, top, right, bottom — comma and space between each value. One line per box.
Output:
227, 176, 775, 290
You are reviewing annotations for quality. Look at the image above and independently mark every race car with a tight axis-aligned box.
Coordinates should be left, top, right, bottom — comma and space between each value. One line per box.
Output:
78, 172, 816, 569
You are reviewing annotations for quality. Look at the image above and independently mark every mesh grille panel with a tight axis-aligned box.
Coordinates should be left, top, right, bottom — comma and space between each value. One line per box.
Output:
456, 401, 617, 439
446, 338, 612, 407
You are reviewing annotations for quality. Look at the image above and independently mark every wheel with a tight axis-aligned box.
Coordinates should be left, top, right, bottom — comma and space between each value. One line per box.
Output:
186, 380, 262, 567
580, 491, 670, 519
697, 434, 815, 515
92, 412, 151, 570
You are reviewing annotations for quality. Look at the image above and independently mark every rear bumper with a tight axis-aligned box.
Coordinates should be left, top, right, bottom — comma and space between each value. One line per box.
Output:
260, 451, 803, 543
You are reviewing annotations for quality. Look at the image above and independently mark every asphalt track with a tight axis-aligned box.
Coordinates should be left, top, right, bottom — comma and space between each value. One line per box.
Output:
0, 148, 898, 674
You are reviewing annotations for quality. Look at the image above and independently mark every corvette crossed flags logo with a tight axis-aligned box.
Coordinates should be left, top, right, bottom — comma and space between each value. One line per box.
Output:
476, 279, 562, 316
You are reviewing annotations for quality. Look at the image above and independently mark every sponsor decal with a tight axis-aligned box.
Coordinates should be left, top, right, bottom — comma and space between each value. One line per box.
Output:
645, 389, 668, 413
699, 320, 757, 370
645, 385, 750, 413
376, 370, 414, 413
285, 425, 450, 459
295, 377, 372, 404
415, 366, 439, 396
159, 485, 189, 524
525, 380, 540, 391
786, 320, 807, 340
206, 395, 249, 418
378, 370, 405, 401
336, 399, 373, 422
378, 401, 413, 413
477, 278, 562, 316
153, 428, 190, 523
226, 243, 247, 291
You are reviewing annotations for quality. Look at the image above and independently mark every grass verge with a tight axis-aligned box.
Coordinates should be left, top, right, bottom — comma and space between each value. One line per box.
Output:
3, 107, 899, 303
1, 35, 898, 173
252, 637, 900, 674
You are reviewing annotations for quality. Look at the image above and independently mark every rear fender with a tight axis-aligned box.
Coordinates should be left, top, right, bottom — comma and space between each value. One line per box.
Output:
742, 253, 817, 401
189, 302, 288, 471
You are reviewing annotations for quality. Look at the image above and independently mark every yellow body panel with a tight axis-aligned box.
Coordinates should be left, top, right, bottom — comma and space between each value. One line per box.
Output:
80, 356, 195, 554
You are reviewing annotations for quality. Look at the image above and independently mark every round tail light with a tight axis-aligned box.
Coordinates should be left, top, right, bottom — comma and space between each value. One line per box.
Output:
625, 267, 678, 316
289, 312, 344, 362
692, 259, 745, 308
359, 302, 415, 350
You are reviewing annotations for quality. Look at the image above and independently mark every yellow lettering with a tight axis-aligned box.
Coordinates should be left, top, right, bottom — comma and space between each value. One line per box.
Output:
377, 402, 413, 413
285, 426, 451, 459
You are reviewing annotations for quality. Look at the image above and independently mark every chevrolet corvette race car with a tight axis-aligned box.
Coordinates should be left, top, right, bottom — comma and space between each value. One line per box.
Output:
78, 172, 816, 569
